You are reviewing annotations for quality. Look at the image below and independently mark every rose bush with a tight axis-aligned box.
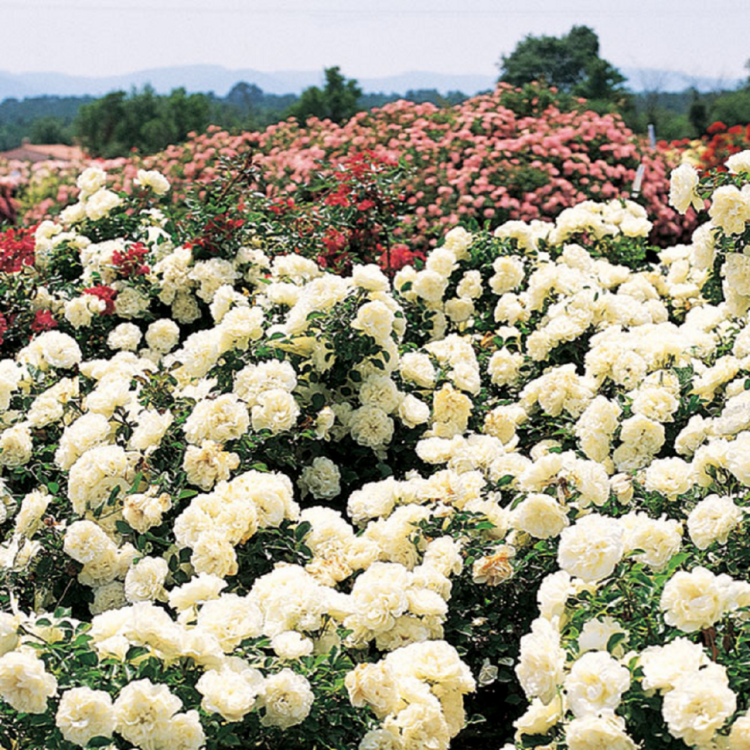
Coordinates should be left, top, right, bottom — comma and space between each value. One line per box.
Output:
1, 83, 696, 250
0, 148, 750, 749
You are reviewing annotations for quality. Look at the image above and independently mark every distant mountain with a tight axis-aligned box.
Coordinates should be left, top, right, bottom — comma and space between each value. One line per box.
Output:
0, 65, 743, 103
620, 67, 744, 93
0, 66, 496, 100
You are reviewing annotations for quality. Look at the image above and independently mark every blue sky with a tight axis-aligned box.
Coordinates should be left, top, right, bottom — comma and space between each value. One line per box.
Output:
4, 0, 749, 82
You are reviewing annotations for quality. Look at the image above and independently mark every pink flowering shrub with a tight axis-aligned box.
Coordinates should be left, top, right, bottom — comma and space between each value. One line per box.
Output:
0, 84, 696, 246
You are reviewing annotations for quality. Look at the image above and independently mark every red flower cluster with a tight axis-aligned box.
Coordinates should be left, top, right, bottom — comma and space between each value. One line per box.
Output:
0, 226, 35, 273
83, 285, 118, 315
112, 242, 150, 277
188, 213, 246, 255
30, 310, 57, 333
699, 122, 750, 172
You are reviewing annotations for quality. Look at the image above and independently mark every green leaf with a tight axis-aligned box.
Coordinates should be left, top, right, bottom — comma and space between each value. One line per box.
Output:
88, 737, 117, 748
606, 632, 628, 654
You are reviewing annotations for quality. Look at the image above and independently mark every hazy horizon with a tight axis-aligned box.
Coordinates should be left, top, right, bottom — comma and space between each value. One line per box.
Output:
4, 0, 748, 83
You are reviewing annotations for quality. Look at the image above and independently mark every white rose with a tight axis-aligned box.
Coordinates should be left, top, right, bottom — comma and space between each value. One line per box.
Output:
662, 664, 736, 747
107, 322, 142, 352
511, 493, 569, 539
146, 318, 180, 353
299, 457, 341, 500
558, 514, 624, 583
56, 687, 115, 747
638, 638, 708, 692
398, 394, 430, 428
259, 668, 314, 729
135, 169, 171, 195
687, 494, 744, 549
251, 389, 300, 434
196, 659, 265, 722
709, 184, 750, 235
0, 651, 57, 714
564, 651, 630, 717
660, 566, 733, 632
515, 616, 566, 704
85, 188, 122, 221
271, 631, 315, 660
77, 167, 106, 197
124, 556, 169, 603
668, 163, 703, 214
566, 711, 637, 750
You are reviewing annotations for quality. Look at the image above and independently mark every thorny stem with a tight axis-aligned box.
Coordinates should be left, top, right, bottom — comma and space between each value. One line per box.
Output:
702, 626, 719, 662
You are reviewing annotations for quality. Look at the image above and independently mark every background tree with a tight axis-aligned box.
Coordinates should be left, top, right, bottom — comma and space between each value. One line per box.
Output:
74, 86, 211, 157
498, 25, 628, 108
288, 66, 363, 124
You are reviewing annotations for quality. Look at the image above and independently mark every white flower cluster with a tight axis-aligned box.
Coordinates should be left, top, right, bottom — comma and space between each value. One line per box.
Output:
4, 158, 750, 749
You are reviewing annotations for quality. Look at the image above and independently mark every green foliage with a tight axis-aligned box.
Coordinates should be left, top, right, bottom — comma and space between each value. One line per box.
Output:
288, 67, 364, 125
498, 25, 628, 106
74, 86, 212, 158
0, 95, 86, 150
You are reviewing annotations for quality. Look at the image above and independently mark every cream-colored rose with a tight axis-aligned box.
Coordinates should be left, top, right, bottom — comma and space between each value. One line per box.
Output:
515, 616, 566, 704
183, 440, 240, 490
398, 393, 430, 428
729, 709, 750, 750
558, 514, 624, 582
124, 556, 169, 603
349, 405, 395, 449
511, 494, 569, 539
64, 520, 117, 564
185, 394, 250, 445
77, 167, 106, 197
146, 318, 180, 353
135, 169, 171, 195
564, 651, 630, 718
272, 631, 315, 660
107, 322, 142, 352
662, 664, 736, 747
196, 659, 265, 722
251, 389, 300, 434
399, 352, 436, 388
638, 638, 708, 692
85, 188, 122, 221
566, 711, 637, 750
56, 687, 115, 747
0, 651, 57, 714
0, 424, 33, 469
259, 668, 314, 728
197, 594, 263, 651
123, 488, 172, 533
669, 163, 703, 214
114, 679, 182, 749
352, 300, 395, 344
345, 662, 400, 719
709, 184, 750, 235
687, 494, 744, 549
660, 566, 733, 632
299, 457, 341, 500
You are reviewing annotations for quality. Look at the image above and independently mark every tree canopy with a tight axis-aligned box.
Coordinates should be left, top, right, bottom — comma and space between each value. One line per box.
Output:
74, 86, 211, 158
288, 66, 363, 124
498, 25, 627, 104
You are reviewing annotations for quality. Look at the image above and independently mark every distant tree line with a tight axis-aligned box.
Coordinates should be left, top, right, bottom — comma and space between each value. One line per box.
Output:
3, 40, 750, 158
0, 67, 472, 158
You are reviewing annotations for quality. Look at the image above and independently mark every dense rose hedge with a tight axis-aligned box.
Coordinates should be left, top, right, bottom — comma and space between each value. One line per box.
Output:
0, 84, 697, 249
1, 144, 750, 750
